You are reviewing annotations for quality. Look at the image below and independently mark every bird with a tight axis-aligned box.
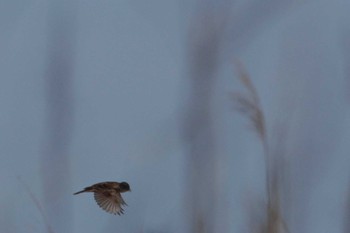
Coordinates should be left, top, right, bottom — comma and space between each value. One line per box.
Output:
74, 181, 130, 215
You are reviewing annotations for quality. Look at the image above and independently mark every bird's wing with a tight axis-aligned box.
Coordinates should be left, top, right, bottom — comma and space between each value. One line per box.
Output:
94, 190, 127, 215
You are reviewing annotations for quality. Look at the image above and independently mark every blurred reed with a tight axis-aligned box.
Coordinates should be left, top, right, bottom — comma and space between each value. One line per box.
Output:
17, 176, 55, 233
232, 62, 290, 233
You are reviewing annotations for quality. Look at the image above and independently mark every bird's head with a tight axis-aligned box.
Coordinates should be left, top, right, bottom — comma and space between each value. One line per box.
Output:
119, 182, 131, 192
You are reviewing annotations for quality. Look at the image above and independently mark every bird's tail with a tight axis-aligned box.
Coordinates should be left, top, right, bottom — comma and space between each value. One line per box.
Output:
73, 190, 86, 195
73, 186, 94, 195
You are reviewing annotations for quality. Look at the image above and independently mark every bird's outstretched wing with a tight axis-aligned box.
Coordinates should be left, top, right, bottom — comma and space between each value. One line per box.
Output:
94, 191, 127, 215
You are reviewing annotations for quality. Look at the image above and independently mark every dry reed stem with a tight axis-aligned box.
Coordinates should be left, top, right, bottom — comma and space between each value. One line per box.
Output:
232, 62, 290, 233
232, 62, 266, 141
17, 176, 55, 233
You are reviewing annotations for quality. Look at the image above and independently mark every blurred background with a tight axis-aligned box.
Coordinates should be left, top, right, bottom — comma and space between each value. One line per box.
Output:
1, 1, 350, 233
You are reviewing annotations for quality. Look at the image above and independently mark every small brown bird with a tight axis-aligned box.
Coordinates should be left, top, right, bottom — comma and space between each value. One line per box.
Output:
74, 181, 130, 215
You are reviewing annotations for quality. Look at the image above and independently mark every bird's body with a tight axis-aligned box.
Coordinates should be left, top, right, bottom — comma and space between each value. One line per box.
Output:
74, 181, 130, 215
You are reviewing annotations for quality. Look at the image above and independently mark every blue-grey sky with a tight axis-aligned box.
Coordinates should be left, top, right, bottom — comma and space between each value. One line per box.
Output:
1, 1, 350, 233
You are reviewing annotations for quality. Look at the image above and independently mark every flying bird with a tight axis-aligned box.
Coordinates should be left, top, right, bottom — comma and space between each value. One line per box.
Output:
74, 181, 130, 215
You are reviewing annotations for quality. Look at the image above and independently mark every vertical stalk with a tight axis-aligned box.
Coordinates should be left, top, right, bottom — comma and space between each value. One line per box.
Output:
184, 2, 232, 233
41, 1, 76, 232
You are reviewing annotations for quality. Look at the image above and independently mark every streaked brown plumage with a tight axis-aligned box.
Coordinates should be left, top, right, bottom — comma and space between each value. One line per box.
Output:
74, 181, 130, 215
